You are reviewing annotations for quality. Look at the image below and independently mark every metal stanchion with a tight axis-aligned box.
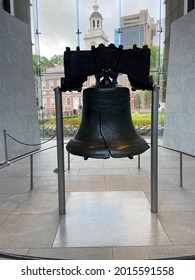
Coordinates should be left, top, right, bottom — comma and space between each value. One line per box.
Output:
55, 87, 66, 215
151, 85, 159, 213
68, 152, 70, 170
138, 154, 141, 169
30, 154, 33, 190
180, 152, 183, 188
3, 129, 8, 164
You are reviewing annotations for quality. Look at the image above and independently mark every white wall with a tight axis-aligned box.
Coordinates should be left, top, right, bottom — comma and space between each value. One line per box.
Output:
0, 9, 40, 163
163, 9, 195, 155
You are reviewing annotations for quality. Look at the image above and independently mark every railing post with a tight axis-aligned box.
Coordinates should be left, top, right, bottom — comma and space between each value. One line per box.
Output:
55, 87, 66, 215
3, 129, 8, 164
68, 152, 70, 170
180, 152, 183, 188
30, 154, 33, 190
151, 85, 159, 213
138, 154, 141, 169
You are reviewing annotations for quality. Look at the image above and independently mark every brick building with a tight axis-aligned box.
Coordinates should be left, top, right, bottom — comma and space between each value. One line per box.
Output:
41, 68, 82, 118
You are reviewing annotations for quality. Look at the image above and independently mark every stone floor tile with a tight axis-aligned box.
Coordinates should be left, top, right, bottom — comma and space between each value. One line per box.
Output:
0, 193, 29, 214
160, 161, 180, 168
53, 192, 170, 247
29, 247, 113, 260
148, 245, 195, 259
113, 246, 150, 260
0, 215, 9, 225
25, 169, 58, 177
34, 177, 58, 186
0, 214, 60, 249
0, 164, 29, 178
129, 168, 150, 175
171, 174, 195, 190
66, 176, 106, 192
70, 161, 104, 170
158, 212, 195, 245
103, 160, 137, 169
156, 190, 195, 211
105, 175, 150, 191
0, 177, 32, 193
158, 168, 180, 175
149, 174, 180, 191
78, 168, 131, 176
12, 193, 59, 214
65, 169, 80, 176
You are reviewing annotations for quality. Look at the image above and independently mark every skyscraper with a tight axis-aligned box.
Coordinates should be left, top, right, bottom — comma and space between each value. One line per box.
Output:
115, 9, 157, 49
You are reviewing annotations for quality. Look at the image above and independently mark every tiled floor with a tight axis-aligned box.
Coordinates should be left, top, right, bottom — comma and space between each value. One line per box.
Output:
0, 140, 195, 259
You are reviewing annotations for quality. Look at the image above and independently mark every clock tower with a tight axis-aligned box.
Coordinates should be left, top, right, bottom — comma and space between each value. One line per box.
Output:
84, 1, 109, 50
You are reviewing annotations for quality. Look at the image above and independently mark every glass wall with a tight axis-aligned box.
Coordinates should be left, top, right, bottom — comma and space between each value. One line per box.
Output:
31, 0, 165, 139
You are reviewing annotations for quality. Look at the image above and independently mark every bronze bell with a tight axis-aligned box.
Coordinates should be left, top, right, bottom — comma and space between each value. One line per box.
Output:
66, 84, 149, 159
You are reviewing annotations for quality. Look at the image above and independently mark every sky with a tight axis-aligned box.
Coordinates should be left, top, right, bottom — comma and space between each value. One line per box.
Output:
32, 0, 162, 58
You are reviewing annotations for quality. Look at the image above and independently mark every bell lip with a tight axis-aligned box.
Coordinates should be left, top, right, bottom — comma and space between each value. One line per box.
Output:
66, 138, 149, 159
66, 138, 110, 159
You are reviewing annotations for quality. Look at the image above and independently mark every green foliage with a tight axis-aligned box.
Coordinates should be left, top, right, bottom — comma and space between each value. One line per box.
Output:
41, 56, 54, 68
32, 54, 57, 76
150, 45, 159, 71
132, 113, 151, 128
40, 113, 165, 137
134, 90, 152, 109
40, 113, 165, 127
33, 55, 42, 76
50, 54, 63, 66
63, 116, 80, 126
40, 114, 165, 127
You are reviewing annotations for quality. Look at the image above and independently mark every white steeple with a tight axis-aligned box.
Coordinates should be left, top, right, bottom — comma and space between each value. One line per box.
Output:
84, 1, 109, 50
89, 0, 103, 30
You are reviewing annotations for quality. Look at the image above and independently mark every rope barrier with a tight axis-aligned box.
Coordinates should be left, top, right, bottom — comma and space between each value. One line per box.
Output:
6, 133, 56, 147
0, 251, 194, 260
0, 251, 64, 260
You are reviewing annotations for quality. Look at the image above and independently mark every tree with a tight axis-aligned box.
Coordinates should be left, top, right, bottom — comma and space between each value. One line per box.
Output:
41, 56, 54, 68
33, 54, 42, 76
144, 90, 152, 108
150, 45, 159, 71
32, 55, 54, 76
50, 54, 63, 67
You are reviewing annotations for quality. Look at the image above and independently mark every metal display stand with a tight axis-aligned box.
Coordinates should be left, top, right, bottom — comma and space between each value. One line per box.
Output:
55, 85, 159, 215
180, 152, 183, 188
151, 85, 159, 213
55, 87, 66, 215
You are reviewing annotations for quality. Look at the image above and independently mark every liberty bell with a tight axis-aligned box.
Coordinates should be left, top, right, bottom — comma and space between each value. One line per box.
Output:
61, 44, 153, 160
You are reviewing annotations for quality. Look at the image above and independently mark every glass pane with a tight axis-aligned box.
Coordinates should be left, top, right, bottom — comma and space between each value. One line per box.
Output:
31, 0, 163, 139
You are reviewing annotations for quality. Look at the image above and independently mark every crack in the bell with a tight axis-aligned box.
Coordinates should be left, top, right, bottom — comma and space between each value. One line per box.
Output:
99, 114, 112, 157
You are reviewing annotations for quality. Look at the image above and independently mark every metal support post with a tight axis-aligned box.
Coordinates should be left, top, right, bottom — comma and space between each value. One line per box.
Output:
151, 85, 159, 213
55, 87, 66, 215
3, 129, 8, 164
180, 152, 183, 188
68, 152, 70, 170
30, 154, 33, 190
138, 154, 141, 169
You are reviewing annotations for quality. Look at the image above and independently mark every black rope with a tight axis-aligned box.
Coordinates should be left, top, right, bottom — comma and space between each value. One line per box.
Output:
159, 255, 195, 260
0, 251, 195, 260
0, 252, 67, 260
7, 133, 56, 146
